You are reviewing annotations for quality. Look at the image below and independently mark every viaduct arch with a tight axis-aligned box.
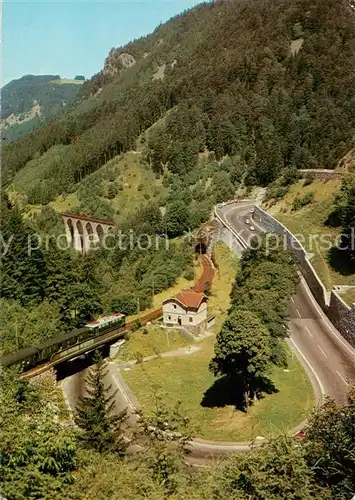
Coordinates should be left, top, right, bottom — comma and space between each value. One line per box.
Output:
61, 212, 114, 252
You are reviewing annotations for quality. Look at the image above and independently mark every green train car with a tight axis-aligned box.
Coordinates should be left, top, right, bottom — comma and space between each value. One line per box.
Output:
0, 313, 126, 371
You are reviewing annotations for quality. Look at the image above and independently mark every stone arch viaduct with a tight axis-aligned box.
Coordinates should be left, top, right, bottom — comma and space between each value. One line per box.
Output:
60, 213, 115, 252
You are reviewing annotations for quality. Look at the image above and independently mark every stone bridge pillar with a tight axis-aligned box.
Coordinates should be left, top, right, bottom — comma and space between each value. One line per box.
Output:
60, 213, 115, 253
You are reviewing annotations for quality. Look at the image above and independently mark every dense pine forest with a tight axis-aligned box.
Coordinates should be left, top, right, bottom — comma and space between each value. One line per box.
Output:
3, 0, 355, 204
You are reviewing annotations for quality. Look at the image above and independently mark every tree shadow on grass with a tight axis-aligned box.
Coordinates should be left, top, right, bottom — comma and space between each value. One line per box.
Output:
328, 246, 355, 277
201, 375, 279, 412
324, 209, 342, 228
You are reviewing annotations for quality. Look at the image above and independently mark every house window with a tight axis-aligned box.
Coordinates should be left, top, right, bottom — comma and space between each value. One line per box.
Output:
168, 315, 171, 320
173, 304, 177, 309
189, 316, 193, 323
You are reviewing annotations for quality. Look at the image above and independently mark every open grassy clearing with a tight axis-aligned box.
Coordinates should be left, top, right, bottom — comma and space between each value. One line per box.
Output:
114, 324, 190, 362
49, 151, 167, 221
209, 242, 240, 317
267, 179, 355, 290
122, 338, 314, 441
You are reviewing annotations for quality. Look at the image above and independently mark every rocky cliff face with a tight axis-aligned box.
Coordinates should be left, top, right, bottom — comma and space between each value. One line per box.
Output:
103, 50, 136, 77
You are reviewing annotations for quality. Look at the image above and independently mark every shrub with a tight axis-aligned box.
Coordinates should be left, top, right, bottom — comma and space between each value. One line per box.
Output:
106, 182, 119, 200
280, 167, 300, 186
183, 265, 195, 281
303, 172, 315, 186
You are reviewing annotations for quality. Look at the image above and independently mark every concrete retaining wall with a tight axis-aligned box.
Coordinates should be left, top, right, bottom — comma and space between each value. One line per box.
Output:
328, 292, 355, 347
253, 205, 355, 348
299, 169, 344, 181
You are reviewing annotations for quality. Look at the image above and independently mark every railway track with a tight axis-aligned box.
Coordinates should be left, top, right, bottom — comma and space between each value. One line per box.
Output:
22, 254, 215, 379
192, 254, 215, 292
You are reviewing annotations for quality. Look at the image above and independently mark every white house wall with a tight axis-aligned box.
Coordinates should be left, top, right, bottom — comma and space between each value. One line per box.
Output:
163, 301, 208, 327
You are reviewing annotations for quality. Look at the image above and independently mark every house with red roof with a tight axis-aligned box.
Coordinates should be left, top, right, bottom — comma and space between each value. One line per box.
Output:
162, 289, 208, 334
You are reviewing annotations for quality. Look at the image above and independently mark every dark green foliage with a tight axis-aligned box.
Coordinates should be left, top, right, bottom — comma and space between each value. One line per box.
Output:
30, 205, 65, 236
164, 200, 190, 238
333, 173, 355, 261
42, 243, 102, 329
0, 370, 77, 499
304, 389, 355, 498
210, 309, 272, 411
106, 182, 119, 200
1, 299, 62, 355
211, 171, 236, 203
135, 394, 192, 495
214, 435, 328, 499
109, 294, 138, 315
75, 352, 128, 454
0, 192, 46, 306
304, 172, 315, 186
265, 168, 301, 203
280, 166, 301, 186
229, 237, 299, 367
292, 191, 315, 211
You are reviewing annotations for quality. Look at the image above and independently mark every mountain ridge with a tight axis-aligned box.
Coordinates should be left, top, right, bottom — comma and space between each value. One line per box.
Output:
1, 74, 84, 144
3, 0, 355, 206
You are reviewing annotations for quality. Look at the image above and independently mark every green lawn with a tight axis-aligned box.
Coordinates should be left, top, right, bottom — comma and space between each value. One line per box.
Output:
209, 242, 240, 318
122, 337, 314, 441
114, 324, 190, 362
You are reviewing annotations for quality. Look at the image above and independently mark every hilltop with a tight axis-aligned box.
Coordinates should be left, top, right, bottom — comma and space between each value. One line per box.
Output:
1, 74, 84, 144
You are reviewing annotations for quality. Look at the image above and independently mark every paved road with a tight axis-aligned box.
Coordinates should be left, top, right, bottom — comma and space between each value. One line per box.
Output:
61, 208, 355, 465
216, 202, 355, 404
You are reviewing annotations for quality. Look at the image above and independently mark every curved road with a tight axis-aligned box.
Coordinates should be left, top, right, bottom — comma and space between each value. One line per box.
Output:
216, 202, 355, 404
61, 209, 355, 465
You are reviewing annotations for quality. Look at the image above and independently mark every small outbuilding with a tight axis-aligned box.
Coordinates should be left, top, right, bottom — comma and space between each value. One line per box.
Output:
162, 289, 208, 335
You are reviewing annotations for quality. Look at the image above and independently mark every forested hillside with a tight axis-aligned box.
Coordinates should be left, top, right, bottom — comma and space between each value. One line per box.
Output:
0, 191, 194, 355
3, 0, 355, 206
1, 75, 83, 144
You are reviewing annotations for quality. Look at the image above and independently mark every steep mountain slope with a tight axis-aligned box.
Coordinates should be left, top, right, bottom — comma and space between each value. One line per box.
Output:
1, 75, 83, 144
3, 0, 355, 206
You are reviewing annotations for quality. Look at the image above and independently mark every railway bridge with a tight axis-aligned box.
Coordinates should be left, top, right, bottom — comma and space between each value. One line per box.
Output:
20, 254, 215, 380
61, 212, 115, 252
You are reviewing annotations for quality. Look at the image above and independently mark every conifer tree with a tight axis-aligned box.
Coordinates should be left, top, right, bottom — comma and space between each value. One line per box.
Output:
75, 352, 128, 455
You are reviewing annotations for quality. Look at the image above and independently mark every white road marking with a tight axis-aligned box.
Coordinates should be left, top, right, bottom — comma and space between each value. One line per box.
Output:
305, 326, 313, 338
317, 345, 328, 359
289, 338, 326, 398
336, 370, 349, 386
291, 297, 294, 303
296, 308, 301, 318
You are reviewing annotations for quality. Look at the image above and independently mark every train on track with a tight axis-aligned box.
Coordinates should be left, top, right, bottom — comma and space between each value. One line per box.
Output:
1, 255, 213, 375
0, 313, 126, 371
